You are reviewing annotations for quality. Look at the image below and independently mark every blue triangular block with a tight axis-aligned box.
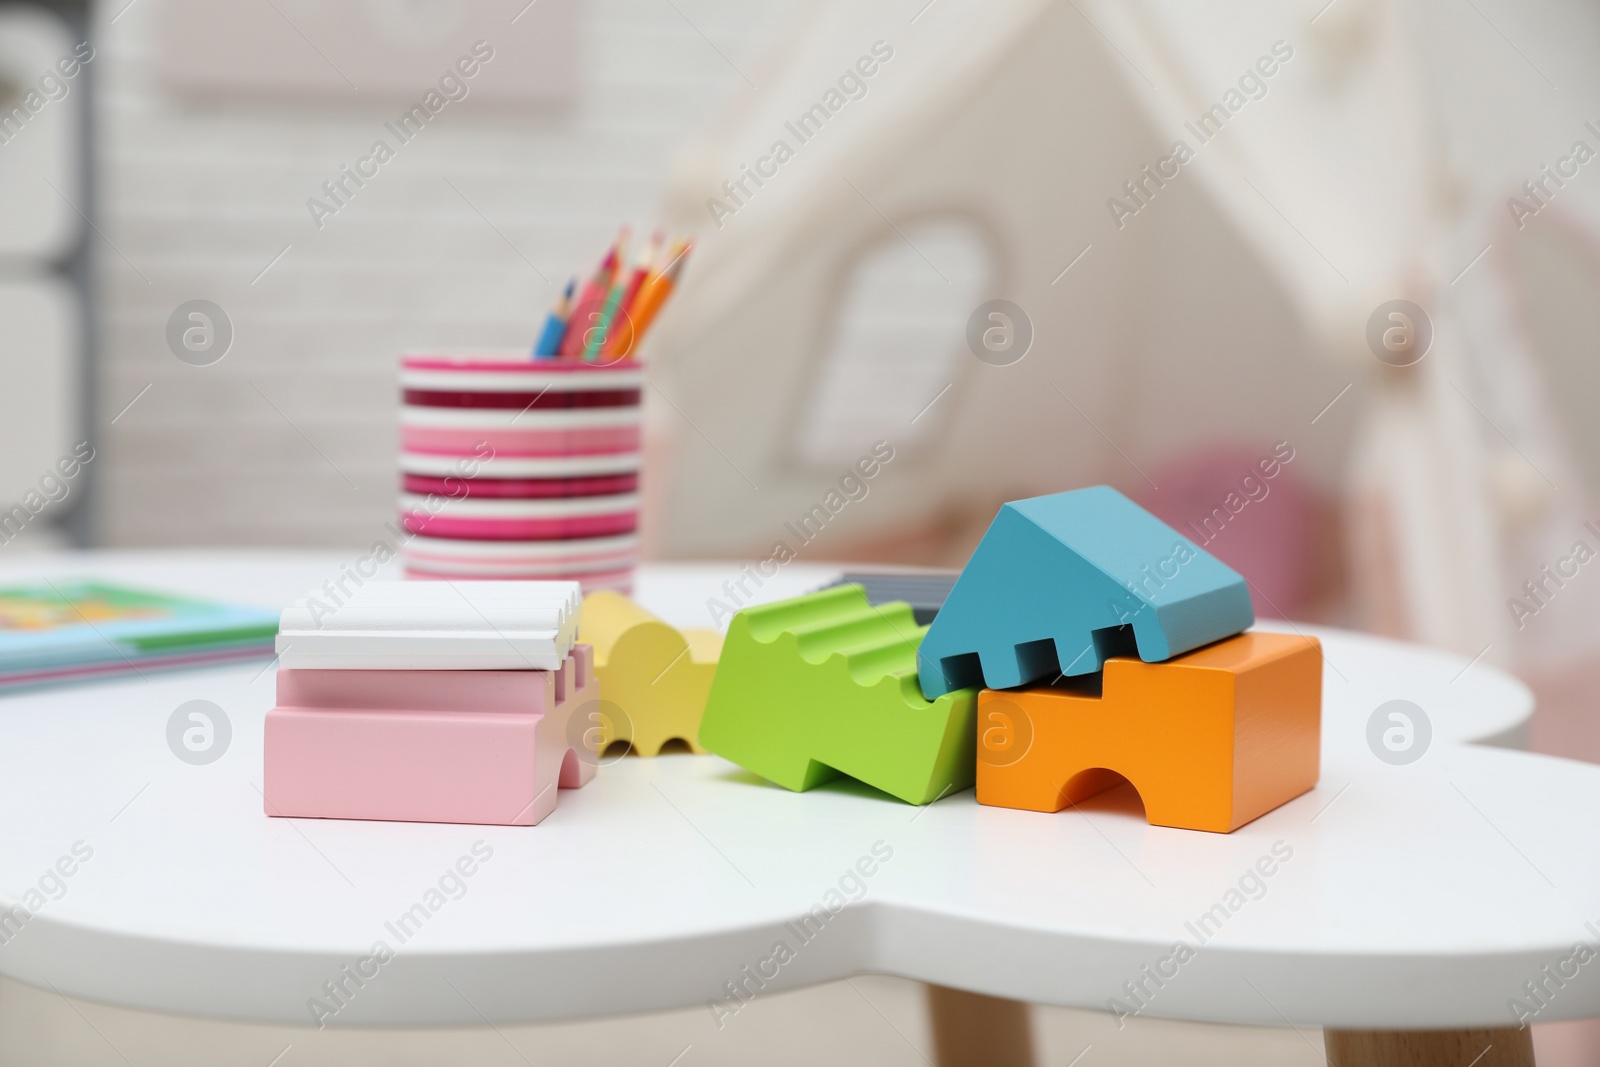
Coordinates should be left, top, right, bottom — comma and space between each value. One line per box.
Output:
916, 486, 1254, 699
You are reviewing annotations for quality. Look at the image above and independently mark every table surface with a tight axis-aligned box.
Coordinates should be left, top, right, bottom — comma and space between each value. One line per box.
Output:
0, 551, 1588, 1033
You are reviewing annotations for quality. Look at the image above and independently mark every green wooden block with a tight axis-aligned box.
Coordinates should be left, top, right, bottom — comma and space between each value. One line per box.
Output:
698, 585, 977, 805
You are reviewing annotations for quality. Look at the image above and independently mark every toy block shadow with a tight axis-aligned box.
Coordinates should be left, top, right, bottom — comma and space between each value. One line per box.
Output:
264, 646, 598, 826
917, 486, 1255, 699
976, 633, 1320, 833
581, 590, 722, 757
698, 586, 977, 805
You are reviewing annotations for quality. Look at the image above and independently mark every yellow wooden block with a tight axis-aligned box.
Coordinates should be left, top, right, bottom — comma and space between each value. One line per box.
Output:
580, 591, 722, 756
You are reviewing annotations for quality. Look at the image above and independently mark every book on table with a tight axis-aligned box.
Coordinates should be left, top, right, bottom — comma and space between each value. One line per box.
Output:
0, 580, 279, 689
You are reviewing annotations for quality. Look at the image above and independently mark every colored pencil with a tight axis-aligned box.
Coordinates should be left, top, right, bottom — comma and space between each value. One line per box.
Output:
583, 282, 628, 361
594, 232, 661, 359
617, 233, 661, 321
558, 232, 625, 358
601, 238, 679, 359
532, 277, 576, 358
616, 239, 693, 359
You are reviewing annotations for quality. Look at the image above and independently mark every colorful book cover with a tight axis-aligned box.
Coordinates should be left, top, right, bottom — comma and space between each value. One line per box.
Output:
0, 581, 278, 688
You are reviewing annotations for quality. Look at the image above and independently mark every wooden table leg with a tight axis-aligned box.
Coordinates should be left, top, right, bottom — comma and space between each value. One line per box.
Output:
1324, 1027, 1534, 1066
925, 984, 1036, 1067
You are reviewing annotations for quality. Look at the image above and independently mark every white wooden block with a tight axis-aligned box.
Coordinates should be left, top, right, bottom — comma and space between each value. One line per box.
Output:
275, 579, 582, 670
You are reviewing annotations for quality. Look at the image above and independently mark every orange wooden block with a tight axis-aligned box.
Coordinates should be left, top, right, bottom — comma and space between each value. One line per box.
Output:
976, 632, 1321, 833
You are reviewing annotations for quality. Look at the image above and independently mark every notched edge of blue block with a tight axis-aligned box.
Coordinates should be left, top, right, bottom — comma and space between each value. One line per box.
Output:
916, 486, 1255, 698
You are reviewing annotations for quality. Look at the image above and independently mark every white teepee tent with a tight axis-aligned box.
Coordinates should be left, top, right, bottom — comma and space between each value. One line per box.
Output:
647, 0, 1600, 664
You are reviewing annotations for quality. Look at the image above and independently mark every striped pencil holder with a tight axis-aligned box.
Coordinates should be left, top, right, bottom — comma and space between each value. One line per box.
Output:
398, 350, 642, 592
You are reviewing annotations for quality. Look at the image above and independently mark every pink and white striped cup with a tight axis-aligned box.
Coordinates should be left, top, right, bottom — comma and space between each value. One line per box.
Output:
398, 350, 643, 592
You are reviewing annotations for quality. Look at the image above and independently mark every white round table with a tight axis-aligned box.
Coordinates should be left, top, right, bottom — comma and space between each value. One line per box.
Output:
0, 553, 1574, 1065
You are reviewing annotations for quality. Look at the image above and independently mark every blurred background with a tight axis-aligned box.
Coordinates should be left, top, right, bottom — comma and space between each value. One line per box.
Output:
3, 0, 1600, 1062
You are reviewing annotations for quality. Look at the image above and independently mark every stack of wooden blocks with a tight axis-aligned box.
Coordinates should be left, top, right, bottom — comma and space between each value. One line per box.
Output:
263, 581, 597, 826
698, 486, 1322, 833
258, 486, 1321, 836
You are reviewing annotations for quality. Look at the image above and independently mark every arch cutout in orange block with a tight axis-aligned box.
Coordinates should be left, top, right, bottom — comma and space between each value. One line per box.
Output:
976, 632, 1321, 833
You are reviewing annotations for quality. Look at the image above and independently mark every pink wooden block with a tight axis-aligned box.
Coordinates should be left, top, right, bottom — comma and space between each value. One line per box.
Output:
264, 646, 598, 826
